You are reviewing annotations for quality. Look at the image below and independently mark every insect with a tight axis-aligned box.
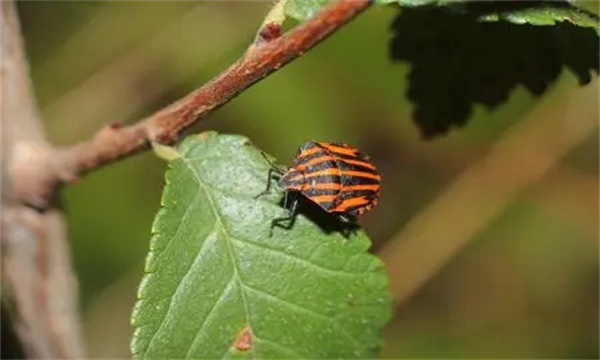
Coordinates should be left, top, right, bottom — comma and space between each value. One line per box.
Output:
260, 141, 381, 230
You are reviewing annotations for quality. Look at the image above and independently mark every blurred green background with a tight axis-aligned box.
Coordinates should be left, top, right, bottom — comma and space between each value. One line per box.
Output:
15, 1, 599, 358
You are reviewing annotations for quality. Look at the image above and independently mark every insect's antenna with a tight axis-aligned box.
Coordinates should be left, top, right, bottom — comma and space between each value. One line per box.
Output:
260, 151, 286, 174
255, 151, 287, 200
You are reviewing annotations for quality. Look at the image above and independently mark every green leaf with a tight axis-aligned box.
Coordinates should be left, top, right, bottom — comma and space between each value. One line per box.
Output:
378, 0, 600, 34
389, 1, 599, 138
285, 0, 332, 21
131, 132, 392, 359
476, 2, 600, 35
378, 0, 599, 33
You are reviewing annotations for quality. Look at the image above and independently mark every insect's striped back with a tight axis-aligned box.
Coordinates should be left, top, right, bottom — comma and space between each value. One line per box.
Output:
279, 141, 381, 218
319, 142, 381, 216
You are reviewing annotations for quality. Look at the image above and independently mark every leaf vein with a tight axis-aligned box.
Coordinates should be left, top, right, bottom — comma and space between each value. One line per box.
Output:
242, 283, 330, 319
254, 334, 310, 359
141, 188, 206, 357
230, 237, 360, 277
144, 219, 217, 358
184, 159, 256, 360
242, 283, 361, 346
184, 276, 236, 359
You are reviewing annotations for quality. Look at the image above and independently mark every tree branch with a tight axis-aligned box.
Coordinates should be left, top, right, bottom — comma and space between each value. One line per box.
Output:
1, 0, 84, 357
40, 0, 371, 207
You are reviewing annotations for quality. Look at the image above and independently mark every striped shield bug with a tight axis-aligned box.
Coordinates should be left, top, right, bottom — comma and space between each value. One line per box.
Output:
259, 141, 381, 231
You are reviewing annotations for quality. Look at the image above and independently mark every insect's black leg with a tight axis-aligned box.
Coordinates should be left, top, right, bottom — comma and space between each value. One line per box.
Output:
255, 167, 280, 198
337, 213, 358, 238
340, 226, 356, 239
286, 195, 299, 228
282, 188, 291, 208
270, 192, 298, 235
256, 152, 286, 198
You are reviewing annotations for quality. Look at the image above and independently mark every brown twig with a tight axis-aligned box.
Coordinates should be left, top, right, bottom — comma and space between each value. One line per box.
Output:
1, 0, 84, 357
32, 0, 370, 209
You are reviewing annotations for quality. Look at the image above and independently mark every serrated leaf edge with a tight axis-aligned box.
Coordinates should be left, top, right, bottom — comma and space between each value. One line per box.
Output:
132, 146, 389, 359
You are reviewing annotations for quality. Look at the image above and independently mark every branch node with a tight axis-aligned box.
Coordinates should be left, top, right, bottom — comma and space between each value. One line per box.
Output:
257, 23, 283, 44
254, 0, 287, 45
108, 121, 123, 130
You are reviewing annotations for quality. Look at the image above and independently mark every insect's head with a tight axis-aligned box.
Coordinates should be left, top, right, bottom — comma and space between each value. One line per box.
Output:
278, 168, 305, 191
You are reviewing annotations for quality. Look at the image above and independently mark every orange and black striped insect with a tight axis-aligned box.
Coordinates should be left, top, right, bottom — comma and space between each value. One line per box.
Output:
260, 141, 381, 230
